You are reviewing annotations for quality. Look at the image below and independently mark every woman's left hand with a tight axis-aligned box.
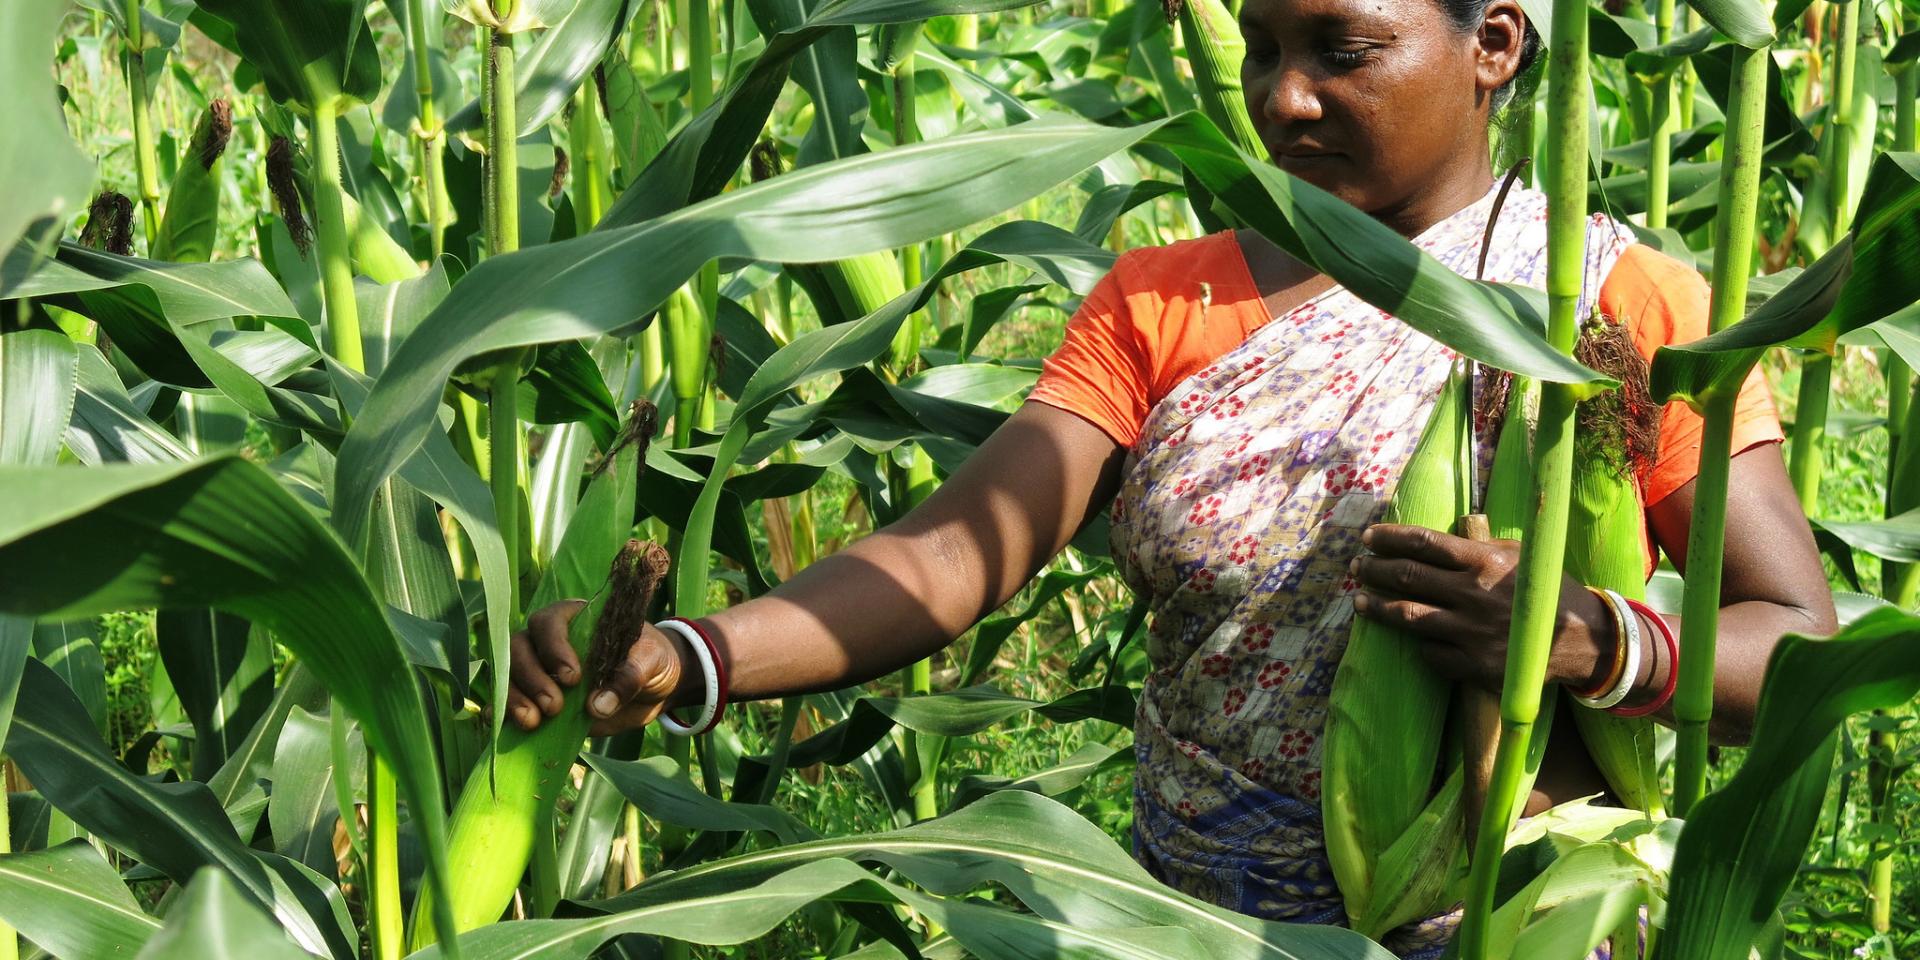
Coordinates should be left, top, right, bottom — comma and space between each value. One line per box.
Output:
1348, 523, 1615, 693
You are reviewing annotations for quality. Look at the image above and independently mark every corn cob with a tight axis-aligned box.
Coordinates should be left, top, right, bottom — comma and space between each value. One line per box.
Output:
152, 100, 231, 263
1324, 370, 1470, 930
409, 413, 658, 949
1564, 320, 1664, 818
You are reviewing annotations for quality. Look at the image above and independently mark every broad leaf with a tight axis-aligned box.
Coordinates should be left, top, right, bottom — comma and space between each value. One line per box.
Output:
193, 0, 381, 109
1652, 152, 1920, 406
0, 457, 461, 949
1681, 0, 1774, 48
587, 791, 1395, 960
0, 842, 160, 959
0, 0, 91, 291
447, 0, 635, 137
0, 330, 78, 467
135, 868, 311, 960
269, 705, 349, 877
5, 661, 348, 957
156, 609, 273, 780
1662, 609, 1920, 958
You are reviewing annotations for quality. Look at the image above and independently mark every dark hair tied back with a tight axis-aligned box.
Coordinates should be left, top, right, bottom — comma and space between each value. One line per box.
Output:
1436, 0, 1543, 111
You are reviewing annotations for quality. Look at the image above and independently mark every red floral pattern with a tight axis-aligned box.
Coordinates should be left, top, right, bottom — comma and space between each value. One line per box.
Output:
1101, 184, 1631, 956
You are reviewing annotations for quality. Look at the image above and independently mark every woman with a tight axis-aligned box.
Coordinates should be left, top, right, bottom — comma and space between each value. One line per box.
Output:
505, 0, 1838, 952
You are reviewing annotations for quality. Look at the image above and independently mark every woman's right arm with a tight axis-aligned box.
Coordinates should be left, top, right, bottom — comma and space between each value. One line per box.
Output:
506, 401, 1128, 735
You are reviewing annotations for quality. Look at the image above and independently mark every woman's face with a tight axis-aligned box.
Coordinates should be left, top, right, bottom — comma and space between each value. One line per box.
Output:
1238, 0, 1527, 227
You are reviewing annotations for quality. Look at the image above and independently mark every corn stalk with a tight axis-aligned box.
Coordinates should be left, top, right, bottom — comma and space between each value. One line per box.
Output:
1672, 38, 1771, 818
1645, 0, 1677, 230
407, 0, 453, 258
121, 0, 162, 249
1455, 0, 1590, 953
1787, 0, 1863, 512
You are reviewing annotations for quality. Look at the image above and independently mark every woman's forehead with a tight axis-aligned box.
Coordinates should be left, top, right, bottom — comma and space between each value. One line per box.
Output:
1238, 0, 1442, 27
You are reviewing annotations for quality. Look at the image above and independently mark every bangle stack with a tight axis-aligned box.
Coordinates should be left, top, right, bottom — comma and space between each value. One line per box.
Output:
1609, 598, 1678, 718
654, 617, 730, 736
1573, 588, 1641, 710
1569, 587, 1680, 718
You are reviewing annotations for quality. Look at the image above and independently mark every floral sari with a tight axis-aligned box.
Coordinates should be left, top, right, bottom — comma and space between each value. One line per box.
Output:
1109, 184, 1631, 956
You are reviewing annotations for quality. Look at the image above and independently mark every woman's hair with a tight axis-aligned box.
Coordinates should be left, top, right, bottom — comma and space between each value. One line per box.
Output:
1435, 0, 1544, 112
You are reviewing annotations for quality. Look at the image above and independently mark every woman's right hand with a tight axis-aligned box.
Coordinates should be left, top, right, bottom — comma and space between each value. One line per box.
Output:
506, 600, 697, 736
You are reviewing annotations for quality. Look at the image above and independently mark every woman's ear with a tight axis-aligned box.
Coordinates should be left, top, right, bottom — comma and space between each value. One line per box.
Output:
1476, 0, 1529, 94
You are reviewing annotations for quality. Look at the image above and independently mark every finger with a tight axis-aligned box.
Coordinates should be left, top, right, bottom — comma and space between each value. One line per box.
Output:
509, 631, 566, 717
528, 599, 588, 685
589, 627, 684, 720
1352, 591, 1469, 640
1361, 524, 1494, 571
505, 686, 544, 732
1349, 554, 1477, 606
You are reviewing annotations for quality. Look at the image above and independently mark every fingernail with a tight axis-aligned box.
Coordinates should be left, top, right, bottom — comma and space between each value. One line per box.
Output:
1352, 592, 1370, 612
1361, 528, 1374, 546
1348, 557, 1360, 577
591, 691, 617, 717
557, 665, 577, 683
539, 692, 558, 712
516, 706, 538, 727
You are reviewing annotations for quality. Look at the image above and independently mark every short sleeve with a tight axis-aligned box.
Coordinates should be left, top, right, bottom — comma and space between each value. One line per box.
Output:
1025, 254, 1154, 449
1600, 244, 1785, 508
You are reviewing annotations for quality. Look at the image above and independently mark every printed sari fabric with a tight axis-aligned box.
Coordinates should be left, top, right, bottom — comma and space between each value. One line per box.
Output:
1104, 185, 1624, 956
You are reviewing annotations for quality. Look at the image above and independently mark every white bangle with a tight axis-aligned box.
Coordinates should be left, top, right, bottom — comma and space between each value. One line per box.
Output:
654, 618, 719, 736
1575, 589, 1641, 711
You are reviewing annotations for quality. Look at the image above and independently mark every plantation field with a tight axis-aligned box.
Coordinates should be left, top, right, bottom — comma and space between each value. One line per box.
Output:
2, 0, 1920, 959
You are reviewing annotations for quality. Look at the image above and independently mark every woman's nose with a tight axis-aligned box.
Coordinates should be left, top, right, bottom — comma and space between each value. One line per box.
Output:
1262, 65, 1323, 126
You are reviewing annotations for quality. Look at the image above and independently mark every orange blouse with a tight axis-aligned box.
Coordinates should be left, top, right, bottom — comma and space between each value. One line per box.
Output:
1028, 235, 1782, 511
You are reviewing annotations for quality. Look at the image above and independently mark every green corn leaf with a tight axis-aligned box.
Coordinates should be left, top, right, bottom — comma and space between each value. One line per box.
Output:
0, 0, 91, 291
332, 116, 1162, 554
32, 620, 107, 733
950, 741, 1132, 809
0, 842, 161, 959
0, 457, 461, 957
202, 663, 327, 840
155, 609, 273, 780
5, 660, 352, 957
1680, 0, 1775, 49
1812, 507, 1920, 563
268, 705, 350, 877
3, 244, 304, 388
0, 329, 78, 467
582, 790, 1395, 960
135, 868, 312, 960
758, 685, 1136, 771
1661, 608, 1920, 959
583, 754, 816, 844
445, 0, 634, 137
597, 0, 1050, 232
354, 258, 451, 378
1840, 302, 1920, 372
193, 0, 381, 109
65, 345, 193, 465
555, 765, 628, 901
1652, 152, 1920, 407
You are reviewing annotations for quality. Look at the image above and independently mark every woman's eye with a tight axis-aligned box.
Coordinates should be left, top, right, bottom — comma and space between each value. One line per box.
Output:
1324, 47, 1370, 68
1245, 44, 1280, 66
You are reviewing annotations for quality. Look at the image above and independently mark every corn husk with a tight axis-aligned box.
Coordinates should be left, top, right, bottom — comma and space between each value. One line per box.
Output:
1324, 370, 1470, 931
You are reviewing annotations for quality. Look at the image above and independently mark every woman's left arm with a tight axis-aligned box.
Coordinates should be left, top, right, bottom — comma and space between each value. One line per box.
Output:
1352, 441, 1835, 747
1639, 440, 1836, 743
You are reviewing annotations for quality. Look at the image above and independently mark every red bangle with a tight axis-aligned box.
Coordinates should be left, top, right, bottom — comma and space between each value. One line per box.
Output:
662, 616, 730, 735
1609, 598, 1677, 718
